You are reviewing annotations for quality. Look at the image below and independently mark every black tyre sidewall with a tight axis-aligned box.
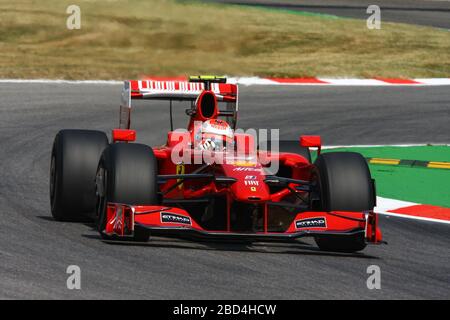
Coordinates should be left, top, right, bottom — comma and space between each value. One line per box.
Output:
97, 143, 158, 241
314, 152, 374, 212
104, 143, 158, 205
51, 129, 108, 221
313, 152, 374, 252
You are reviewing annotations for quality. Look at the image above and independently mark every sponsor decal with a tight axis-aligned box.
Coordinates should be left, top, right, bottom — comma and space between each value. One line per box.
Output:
295, 217, 327, 229
161, 212, 192, 225
245, 175, 257, 180
233, 167, 260, 172
245, 180, 259, 186
250, 187, 257, 192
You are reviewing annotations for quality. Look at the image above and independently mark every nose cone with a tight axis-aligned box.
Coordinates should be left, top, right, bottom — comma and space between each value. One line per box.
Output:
221, 163, 270, 202
232, 178, 270, 202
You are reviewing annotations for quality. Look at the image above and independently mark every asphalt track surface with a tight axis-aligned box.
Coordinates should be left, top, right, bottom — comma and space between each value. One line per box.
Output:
207, 0, 450, 29
0, 83, 449, 299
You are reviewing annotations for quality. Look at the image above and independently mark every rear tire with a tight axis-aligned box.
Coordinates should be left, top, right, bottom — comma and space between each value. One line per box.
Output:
96, 143, 158, 242
50, 130, 108, 222
313, 152, 375, 253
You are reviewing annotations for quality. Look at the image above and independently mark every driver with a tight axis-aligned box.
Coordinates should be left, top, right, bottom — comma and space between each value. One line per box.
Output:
196, 119, 234, 152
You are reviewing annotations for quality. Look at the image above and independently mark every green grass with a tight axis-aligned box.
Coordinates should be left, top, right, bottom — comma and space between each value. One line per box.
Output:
320, 146, 450, 207
368, 165, 450, 208
0, 0, 449, 79
323, 146, 450, 162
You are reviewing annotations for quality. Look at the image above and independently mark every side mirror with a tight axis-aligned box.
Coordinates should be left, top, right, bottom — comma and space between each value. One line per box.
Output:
112, 129, 136, 143
300, 135, 321, 154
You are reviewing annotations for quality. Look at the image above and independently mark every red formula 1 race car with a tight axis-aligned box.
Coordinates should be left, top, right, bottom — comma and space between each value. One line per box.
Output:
50, 76, 382, 253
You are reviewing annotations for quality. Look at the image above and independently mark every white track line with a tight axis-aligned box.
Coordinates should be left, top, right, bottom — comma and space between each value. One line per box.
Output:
415, 78, 450, 85
377, 210, 450, 225
376, 196, 450, 225
376, 196, 418, 210
318, 78, 387, 86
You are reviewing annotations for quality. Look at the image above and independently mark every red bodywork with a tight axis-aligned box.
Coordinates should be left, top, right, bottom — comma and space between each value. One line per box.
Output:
105, 79, 382, 244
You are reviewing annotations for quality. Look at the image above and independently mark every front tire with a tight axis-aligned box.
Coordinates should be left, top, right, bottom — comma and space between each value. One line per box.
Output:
50, 130, 108, 222
313, 152, 375, 253
96, 143, 158, 242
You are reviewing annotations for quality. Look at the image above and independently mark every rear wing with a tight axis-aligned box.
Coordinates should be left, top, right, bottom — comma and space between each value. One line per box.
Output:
120, 80, 238, 129
126, 80, 237, 102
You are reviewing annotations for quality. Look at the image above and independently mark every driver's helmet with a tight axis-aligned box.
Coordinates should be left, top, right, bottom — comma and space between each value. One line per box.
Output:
197, 119, 234, 151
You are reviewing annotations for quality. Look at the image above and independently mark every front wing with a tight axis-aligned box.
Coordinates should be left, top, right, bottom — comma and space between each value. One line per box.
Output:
104, 203, 383, 243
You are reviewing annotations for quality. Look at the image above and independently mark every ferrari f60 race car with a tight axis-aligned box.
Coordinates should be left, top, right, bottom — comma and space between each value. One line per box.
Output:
50, 76, 382, 253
